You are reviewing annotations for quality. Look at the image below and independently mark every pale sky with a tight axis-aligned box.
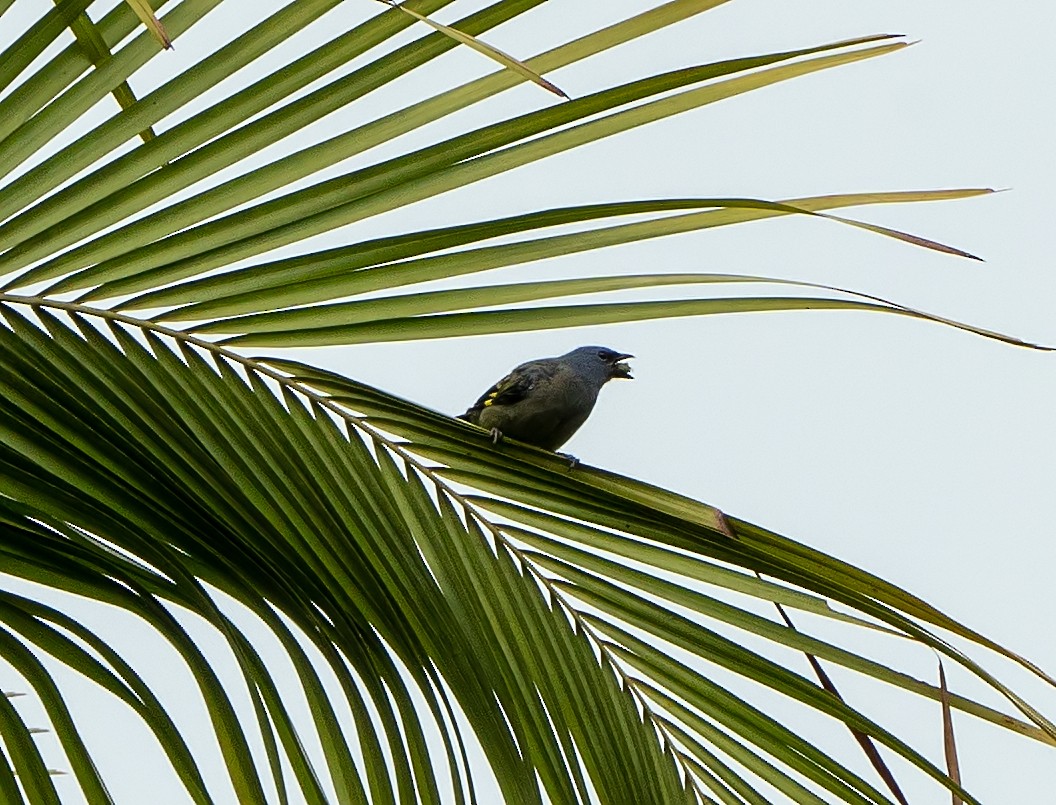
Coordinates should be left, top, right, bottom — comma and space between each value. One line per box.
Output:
3, 1, 1055, 803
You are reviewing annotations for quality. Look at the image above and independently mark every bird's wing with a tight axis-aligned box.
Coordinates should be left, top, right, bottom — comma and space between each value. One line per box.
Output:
460, 361, 554, 420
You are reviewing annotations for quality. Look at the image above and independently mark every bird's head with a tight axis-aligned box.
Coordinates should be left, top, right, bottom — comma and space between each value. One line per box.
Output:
564, 346, 634, 383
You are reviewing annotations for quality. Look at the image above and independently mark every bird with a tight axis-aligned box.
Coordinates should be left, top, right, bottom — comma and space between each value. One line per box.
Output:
458, 346, 633, 453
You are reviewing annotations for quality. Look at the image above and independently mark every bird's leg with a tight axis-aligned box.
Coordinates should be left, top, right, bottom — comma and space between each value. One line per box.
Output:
489, 427, 504, 445
557, 452, 579, 470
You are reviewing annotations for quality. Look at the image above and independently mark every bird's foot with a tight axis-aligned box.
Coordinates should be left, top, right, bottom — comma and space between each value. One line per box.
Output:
489, 427, 504, 445
557, 452, 579, 470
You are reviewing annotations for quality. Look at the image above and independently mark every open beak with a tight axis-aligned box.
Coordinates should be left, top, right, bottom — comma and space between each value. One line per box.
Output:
612, 353, 634, 380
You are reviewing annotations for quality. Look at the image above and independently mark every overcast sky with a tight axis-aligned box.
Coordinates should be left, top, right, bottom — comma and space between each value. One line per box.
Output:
3, 1, 1055, 803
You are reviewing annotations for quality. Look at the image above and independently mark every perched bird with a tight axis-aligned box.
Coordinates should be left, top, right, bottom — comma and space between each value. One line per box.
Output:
458, 346, 633, 452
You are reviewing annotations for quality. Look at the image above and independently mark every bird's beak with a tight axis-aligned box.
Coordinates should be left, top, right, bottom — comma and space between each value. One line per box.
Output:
612, 353, 634, 380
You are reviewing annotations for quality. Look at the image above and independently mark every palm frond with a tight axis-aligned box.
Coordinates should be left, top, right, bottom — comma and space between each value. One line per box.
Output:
0, 0, 1051, 801
0, 301, 1049, 801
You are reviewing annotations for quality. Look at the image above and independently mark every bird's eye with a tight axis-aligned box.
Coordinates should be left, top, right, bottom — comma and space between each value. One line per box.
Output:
597, 350, 612, 361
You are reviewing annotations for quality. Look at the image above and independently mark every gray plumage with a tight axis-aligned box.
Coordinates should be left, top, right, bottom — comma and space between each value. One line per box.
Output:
458, 346, 633, 451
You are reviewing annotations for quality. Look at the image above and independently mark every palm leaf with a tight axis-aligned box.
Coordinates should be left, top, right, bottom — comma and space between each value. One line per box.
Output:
0, 303, 1049, 803
0, 0, 1051, 802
